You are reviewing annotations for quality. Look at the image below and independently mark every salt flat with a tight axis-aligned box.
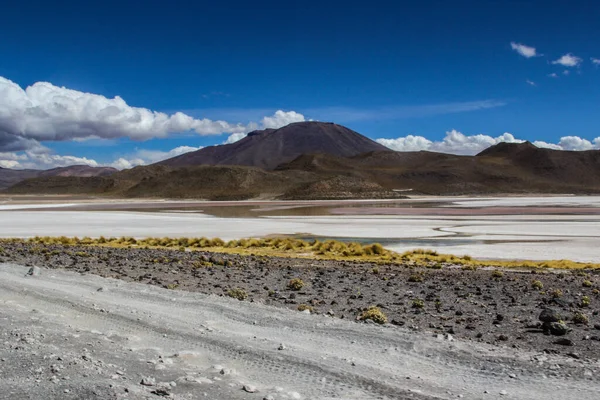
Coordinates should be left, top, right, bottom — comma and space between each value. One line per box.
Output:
1, 196, 600, 262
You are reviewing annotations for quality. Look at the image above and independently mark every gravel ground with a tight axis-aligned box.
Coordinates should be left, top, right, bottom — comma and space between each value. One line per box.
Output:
1, 241, 599, 360
1, 262, 600, 400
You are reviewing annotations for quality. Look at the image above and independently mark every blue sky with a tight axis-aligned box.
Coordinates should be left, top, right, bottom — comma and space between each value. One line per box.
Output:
0, 0, 599, 169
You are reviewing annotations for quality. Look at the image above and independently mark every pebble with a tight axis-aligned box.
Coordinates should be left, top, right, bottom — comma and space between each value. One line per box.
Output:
26, 266, 41, 277
140, 377, 155, 386
278, 344, 286, 351
243, 384, 258, 393
500, 390, 507, 395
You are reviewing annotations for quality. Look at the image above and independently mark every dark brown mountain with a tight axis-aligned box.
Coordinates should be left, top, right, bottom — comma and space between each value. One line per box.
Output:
477, 141, 600, 185
5, 124, 600, 198
0, 165, 117, 190
159, 121, 390, 169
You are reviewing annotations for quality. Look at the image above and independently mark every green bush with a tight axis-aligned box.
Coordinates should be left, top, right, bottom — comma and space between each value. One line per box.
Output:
531, 280, 544, 290
491, 270, 504, 278
573, 312, 589, 325
359, 307, 387, 324
297, 304, 313, 312
227, 288, 247, 301
287, 278, 305, 291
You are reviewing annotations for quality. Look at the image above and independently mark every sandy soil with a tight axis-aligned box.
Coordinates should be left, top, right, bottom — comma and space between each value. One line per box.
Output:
1, 261, 599, 400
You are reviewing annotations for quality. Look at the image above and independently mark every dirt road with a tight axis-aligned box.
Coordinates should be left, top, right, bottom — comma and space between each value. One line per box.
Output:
0, 263, 598, 399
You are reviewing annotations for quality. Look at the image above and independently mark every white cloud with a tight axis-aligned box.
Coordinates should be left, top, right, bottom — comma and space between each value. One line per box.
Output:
0, 144, 204, 171
526, 80, 536, 86
261, 110, 306, 129
223, 132, 248, 144
548, 73, 558, 78
0, 77, 251, 144
557, 136, 595, 151
510, 42, 538, 58
0, 159, 20, 168
109, 145, 204, 169
592, 58, 600, 66
377, 130, 523, 155
377, 130, 600, 155
375, 135, 433, 152
0, 76, 312, 155
0, 107, 307, 170
0, 150, 100, 170
552, 53, 582, 67
222, 110, 306, 144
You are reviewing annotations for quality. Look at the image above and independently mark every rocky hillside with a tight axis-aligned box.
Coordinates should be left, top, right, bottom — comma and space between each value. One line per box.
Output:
159, 121, 390, 169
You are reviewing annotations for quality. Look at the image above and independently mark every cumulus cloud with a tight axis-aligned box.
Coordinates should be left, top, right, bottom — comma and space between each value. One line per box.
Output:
376, 130, 600, 155
223, 132, 248, 144
510, 42, 538, 58
0, 77, 250, 145
0, 76, 310, 155
552, 53, 582, 67
548, 73, 558, 78
526, 80, 536, 86
0, 150, 100, 170
109, 145, 204, 169
592, 58, 600, 66
222, 110, 306, 144
377, 130, 523, 155
0, 143, 204, 170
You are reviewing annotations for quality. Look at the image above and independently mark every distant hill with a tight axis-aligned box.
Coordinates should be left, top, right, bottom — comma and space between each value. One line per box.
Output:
0, 167, 39, 191
5, 125, 600, 199
159, 121, 390, 169
0, 165, 118, 190
38, 165, 117, 178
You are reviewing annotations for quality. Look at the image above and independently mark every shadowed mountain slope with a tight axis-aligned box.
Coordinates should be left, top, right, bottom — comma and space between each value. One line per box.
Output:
0, 165, 118, 190
159, 121, 390, 169
5, 126, 600, 198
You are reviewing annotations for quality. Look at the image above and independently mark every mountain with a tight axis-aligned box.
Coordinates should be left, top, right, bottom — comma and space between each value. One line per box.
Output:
5, 124, 600, 199
0, 167, 39, 191
477, 141, 600, 186
37, 165, 117, 178
5, 164, 403, 200
159, 121, 390, 169
0, 165, 118, 190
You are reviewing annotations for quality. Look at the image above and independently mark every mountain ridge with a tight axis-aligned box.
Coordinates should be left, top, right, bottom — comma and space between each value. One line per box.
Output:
4, 122, 600, 198
159, 121, 391, 169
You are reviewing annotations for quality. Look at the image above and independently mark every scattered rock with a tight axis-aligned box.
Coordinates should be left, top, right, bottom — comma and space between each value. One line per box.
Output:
25, 266, 41, 277
243, 384, 258, 393
539, 308, 561, 323
546, 322, 569, 336
554, 338, 574, 346
140, 377, 156, 386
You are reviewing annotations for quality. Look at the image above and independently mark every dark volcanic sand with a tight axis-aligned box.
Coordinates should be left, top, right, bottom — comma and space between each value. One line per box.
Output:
1, 241, 599, 360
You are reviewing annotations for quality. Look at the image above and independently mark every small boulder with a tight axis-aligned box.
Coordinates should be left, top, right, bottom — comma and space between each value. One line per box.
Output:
140, 377, 156, 386
545, 321, 569, 336
539, 308, 561, 323
25, 266, 41, 277
243, 384, 258, 393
